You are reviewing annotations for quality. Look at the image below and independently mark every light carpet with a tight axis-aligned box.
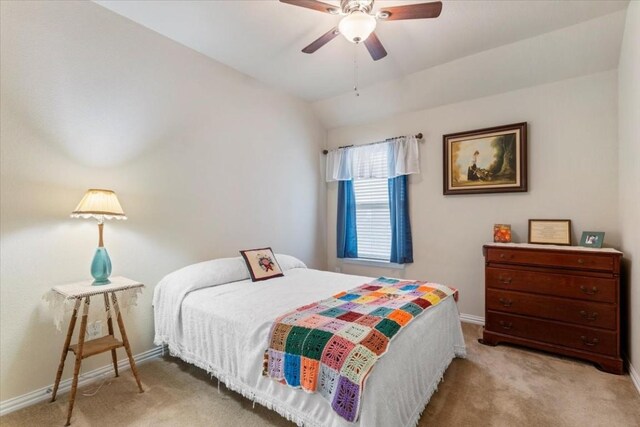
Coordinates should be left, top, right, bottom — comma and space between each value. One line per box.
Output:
2, 324, 639, 426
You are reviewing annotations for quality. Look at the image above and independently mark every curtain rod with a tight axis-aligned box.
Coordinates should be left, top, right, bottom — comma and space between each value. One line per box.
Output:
322, 133, 423, 155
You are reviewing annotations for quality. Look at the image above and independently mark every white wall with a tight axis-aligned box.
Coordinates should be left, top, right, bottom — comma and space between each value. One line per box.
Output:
326, 71, 620, 319
0, 1, 326, 401
618, 2, 640, 375
313, 11, 626, 129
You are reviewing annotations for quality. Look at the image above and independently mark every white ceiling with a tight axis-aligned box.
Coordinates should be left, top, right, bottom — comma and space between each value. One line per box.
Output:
95, 0, 629, 102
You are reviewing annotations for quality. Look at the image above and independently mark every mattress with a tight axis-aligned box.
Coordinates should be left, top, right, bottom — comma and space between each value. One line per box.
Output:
154, 267, 466, 427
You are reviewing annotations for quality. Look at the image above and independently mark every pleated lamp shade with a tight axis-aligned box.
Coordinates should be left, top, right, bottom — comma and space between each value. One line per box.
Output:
71, 189, 127, 220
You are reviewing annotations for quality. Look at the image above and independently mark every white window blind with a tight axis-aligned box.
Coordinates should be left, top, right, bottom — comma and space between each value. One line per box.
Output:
353, 176, 391, 261
347, 145, 391, 261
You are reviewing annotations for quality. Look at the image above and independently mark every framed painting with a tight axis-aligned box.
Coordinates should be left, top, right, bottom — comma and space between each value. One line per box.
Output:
443, 122, 527, 195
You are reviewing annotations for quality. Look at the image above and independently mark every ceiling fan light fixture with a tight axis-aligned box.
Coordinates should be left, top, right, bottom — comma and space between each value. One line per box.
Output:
338, 11, 376, 43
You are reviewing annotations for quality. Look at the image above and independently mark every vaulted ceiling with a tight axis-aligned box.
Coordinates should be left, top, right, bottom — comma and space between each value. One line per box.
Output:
95, 1, 629, 103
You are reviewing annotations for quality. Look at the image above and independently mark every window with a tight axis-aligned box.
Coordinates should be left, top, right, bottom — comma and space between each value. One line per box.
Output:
333, 138, 415, 265
353, 178, 391, 261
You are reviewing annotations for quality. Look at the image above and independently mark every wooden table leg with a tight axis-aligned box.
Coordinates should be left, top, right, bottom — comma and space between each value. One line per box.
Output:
111, 292, 144, 393
103, 293, 119, 377
51, 299, 81, 402
66, 297, 90, 427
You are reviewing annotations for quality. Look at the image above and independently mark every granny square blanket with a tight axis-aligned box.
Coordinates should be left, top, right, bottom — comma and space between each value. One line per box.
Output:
264, 277, 458, 422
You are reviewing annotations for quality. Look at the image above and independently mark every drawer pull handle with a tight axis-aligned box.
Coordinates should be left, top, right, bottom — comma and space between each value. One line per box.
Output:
499, 320, 513, 330
499, 298, 513, 307
579, 285, 599, 295
499, 253, 513, 260
579, 310, 598, 321
498, 276, 512, 285
580, 336, 599, 347
577, 258, 585, 265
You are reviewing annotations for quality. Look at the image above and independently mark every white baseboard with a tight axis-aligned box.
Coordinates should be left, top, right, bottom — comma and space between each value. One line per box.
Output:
630, 362, 640, 396
0, 345, 165, 417
459, 313, 485, 325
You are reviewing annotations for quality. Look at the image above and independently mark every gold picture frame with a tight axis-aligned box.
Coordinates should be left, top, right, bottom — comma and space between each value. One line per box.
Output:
528, 219, 572, 246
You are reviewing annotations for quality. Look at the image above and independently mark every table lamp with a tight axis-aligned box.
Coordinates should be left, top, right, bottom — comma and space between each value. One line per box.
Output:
71, 189, 127, 285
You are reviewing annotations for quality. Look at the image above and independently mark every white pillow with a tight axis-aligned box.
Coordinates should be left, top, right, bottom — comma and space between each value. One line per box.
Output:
275, 254, 307, 271
156, 256, 249, 295
155, 254, 307, 309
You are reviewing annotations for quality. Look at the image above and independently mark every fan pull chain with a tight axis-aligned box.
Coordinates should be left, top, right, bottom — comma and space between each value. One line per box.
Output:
353, 44, 359, 97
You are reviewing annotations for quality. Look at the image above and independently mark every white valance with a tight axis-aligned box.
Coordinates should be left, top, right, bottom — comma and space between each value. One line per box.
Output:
325, 136, 420, 182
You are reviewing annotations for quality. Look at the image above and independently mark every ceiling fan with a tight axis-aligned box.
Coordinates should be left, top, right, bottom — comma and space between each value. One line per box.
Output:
280, 0, 443, 61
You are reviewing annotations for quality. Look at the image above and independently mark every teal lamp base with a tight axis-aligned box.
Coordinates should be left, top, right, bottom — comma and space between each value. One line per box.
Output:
91, 247, 112, 285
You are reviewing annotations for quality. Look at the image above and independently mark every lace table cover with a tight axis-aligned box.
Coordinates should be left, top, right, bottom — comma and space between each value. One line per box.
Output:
43, 276, 144, 330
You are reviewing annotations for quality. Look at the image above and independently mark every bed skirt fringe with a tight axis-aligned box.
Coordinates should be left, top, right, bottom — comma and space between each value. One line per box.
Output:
406, 346, 467, 427
155, 337, 467, 427
156, 337, 316, 426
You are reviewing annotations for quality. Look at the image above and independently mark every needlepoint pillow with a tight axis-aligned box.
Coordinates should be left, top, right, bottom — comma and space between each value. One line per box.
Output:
240, 247, 284, 282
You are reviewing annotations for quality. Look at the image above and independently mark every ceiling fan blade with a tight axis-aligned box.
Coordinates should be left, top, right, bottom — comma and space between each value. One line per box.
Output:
279, 0, 339, 14
364, 32, 387, 61
302, 27, 340, 54
379, 1, 442, 20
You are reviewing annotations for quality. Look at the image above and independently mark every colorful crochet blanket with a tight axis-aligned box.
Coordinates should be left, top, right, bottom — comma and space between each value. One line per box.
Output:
264, 277, 458, 422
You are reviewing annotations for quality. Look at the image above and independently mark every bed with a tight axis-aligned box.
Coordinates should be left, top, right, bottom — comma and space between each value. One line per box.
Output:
153, 255, 466, 427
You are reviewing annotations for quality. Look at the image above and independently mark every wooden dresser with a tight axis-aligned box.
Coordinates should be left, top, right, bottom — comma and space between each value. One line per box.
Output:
482, 243, 624, 374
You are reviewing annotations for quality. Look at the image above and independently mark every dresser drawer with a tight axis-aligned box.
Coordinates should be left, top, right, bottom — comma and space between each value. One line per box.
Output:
486, 247, 614, 271
486, 311, 618, 356
487, 289, 616, 330
486, 267, 616, 303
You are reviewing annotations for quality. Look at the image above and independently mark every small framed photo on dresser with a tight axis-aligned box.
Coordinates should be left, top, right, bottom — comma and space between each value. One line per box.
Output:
580, 231, 605, 248
528, 219, 572, 245
493, 224, 512, 243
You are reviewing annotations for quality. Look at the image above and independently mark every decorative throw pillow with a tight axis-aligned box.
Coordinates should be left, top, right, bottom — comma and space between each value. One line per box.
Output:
240, 247, 284, 282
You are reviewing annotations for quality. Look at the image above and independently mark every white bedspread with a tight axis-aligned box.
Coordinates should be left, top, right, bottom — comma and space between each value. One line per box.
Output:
154, 268, 466, 427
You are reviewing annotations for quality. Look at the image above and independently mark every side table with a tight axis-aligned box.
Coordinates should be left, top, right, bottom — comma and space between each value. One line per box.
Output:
49, 276, 145, 426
